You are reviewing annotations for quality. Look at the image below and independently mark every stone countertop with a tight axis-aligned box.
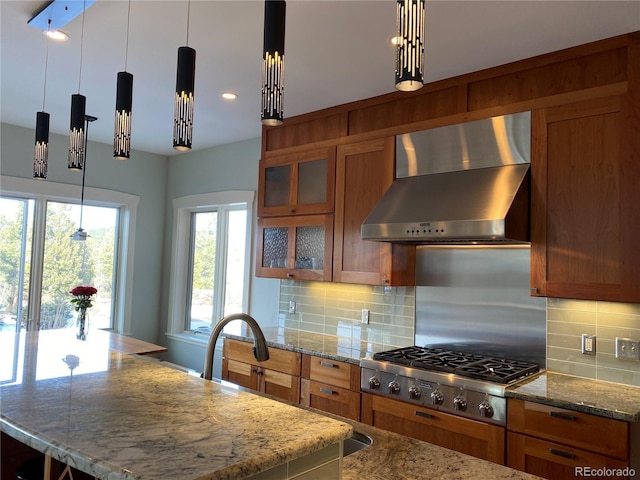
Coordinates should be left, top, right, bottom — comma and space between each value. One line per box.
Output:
0, 329, 352, 480
340, 419, 541, 480
222, 327, 384, 365
505, 371, 640, 422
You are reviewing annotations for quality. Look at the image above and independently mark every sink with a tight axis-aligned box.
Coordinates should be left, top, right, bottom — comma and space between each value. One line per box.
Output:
343, 432, 373, 456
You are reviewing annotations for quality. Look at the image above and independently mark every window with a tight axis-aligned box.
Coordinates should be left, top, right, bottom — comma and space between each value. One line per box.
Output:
0, 176, 139, 334
168, 191, 254, 338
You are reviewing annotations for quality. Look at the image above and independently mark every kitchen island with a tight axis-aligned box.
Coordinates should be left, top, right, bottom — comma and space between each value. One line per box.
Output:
0, 329, 352, 480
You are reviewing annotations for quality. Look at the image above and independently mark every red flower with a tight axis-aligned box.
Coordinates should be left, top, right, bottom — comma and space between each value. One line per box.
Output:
70, 286, 97, 297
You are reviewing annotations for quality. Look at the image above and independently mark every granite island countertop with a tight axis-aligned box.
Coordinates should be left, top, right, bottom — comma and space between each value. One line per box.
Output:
0, 329, 352, 480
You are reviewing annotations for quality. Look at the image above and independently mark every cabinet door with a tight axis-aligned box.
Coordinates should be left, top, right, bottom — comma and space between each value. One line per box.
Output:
260, 368, 301, 403
361, 393, 505, 464
334, 138, 415, 285
256, 214, 334, 281
258, 147, 336, 217
507, 432, 630, 480
531, 95, 640, 302
222, 358, 258, 391
300, 379, 361, 421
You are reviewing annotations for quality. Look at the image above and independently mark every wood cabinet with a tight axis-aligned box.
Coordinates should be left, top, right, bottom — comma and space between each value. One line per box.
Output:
361, 393, 505, 464
530, 94, 640, 303
258, 147, 336, 217
507, 398, 632, 479
300, 355, 361, 421
333, 137, 415, 286
222, 338, 301, 403
256, 214, 334, 281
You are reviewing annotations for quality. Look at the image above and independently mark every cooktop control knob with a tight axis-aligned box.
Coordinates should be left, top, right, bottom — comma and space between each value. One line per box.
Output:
408, 384, 421, 399
368, 376, 380, 390
388, 380, 401, 395
453, 394, 467, 411
479, 400, 494, 418
430, 389, 443, 405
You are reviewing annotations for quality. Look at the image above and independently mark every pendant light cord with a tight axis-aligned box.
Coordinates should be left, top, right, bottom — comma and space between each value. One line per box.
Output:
186, 0, 191, 46
124, 0, 131, 70
78, 0, 86, 92
42, 20, 51, 111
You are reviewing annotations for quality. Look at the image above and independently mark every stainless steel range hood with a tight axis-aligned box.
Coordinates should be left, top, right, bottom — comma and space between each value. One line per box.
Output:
361, 112, 531, 244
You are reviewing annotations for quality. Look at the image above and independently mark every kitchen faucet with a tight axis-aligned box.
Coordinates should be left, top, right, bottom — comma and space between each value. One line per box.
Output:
202, 313, 270, 381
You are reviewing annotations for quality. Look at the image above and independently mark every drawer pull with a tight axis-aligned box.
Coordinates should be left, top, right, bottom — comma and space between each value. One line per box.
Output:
549, 411, 576, 421
320, 361, 337, 368
415, 411, 434, 419
320, 387, 334, 395
550, 448, 576, 460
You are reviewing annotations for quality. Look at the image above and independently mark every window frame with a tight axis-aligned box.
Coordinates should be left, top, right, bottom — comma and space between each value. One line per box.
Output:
167, 191, 254, 339
0, 175, 140, 334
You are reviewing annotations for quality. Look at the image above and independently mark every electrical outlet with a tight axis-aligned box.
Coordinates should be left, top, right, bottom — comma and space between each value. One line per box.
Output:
361, 309, 370, 324
581, 334, 596, 355
616, 337, 640, 361
288, 301, 296, 314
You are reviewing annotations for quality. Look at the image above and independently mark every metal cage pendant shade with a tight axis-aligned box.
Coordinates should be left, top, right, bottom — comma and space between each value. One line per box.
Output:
34, 111, 50, 179
261, 0, 286, 126
114, 71, 133, 159
395, 0, 425, 92
68, 93, 87, 170
173, 46, 196, 151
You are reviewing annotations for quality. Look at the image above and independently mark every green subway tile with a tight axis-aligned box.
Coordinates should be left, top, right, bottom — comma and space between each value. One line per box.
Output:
546, 358, 597, 379
547, 320, 595, 337
597, 312, 640, 330
596, 301, 640, 316
547, 307, 596, 324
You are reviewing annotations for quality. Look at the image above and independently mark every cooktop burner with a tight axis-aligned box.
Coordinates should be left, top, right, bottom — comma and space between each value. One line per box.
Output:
372, 346, 539, 384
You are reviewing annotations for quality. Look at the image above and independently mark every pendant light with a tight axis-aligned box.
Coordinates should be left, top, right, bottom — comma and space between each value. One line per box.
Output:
68, 0, 88, 170
71, 115, 97, 241
173, 0, 195, 152
261, 0, 286, 126
395, 0, 425, 92
114, 0, 133, 160
34, 20, 52, 180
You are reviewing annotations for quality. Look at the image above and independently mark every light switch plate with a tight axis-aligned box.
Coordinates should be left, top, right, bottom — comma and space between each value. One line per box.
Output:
581, 334, 596, 355
288, 301, 296, 314
616, 337, 640, 361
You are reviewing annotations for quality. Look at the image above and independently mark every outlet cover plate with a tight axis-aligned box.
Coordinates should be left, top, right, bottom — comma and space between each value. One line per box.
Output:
616, 337, 640, 361
361, 309, 369, 324
581, 334, 596, 355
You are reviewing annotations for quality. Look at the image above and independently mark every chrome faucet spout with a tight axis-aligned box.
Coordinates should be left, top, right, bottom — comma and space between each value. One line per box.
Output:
202, 313, 269, 381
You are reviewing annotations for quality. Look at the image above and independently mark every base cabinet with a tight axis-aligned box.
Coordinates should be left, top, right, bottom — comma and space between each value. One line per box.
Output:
222, 339, 301, 403
507, 398, 633, 479
361, 393, 505, 464
300, 355, 361, 421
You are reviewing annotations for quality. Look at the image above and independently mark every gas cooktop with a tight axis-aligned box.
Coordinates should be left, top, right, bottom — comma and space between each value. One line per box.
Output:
372, 346, 540, 385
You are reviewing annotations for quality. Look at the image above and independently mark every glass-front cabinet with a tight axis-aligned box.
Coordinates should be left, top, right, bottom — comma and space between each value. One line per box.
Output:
256, 215, 334, 281
258, 147, 336, 217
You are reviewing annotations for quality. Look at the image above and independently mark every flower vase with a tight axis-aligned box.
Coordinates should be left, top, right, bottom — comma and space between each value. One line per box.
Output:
77, 307, 88, 340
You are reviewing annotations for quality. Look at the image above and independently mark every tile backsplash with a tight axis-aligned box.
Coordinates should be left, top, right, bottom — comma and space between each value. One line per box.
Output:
279, 280, 640, 388
278, 280, 415, 350
547, 298, 640, 387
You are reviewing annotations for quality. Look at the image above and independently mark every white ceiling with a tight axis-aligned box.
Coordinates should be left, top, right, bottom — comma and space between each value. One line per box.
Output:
2, 1, 639, 157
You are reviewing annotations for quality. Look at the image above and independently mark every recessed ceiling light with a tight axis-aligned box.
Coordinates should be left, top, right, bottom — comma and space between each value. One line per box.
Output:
221, 91, 238, 100
45, 30, 69, 41
389, 35, 401, 46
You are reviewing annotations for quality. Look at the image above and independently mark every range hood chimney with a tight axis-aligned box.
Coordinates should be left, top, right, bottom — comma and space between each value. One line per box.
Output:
361, 112, 531, 244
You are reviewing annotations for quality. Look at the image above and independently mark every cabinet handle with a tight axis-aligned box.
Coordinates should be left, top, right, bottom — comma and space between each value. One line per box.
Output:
549, 411, 576, 422
415, 411, 434, 419
320, 361, 337, 368
286, 273, 293, 278
549, 448, 576, 460
531, 287, 538, 294
320, 387, 335, 395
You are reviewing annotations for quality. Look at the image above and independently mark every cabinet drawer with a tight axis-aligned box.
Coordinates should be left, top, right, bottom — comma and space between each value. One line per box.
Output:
223, 339, 301, 376
507, 432, 630, 478
301, 355, 360, 390
300, 379, 360, 421
507, 398, 629, 460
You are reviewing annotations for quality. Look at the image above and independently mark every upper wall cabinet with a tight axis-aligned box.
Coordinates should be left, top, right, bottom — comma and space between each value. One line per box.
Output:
258, 147, 336, 217
530, 95, 640, 303
333, 138, 415, 286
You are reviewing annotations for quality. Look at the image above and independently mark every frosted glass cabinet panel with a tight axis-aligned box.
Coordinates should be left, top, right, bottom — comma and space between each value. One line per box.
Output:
256, 215, 334, 281
258, 147, 336, 217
